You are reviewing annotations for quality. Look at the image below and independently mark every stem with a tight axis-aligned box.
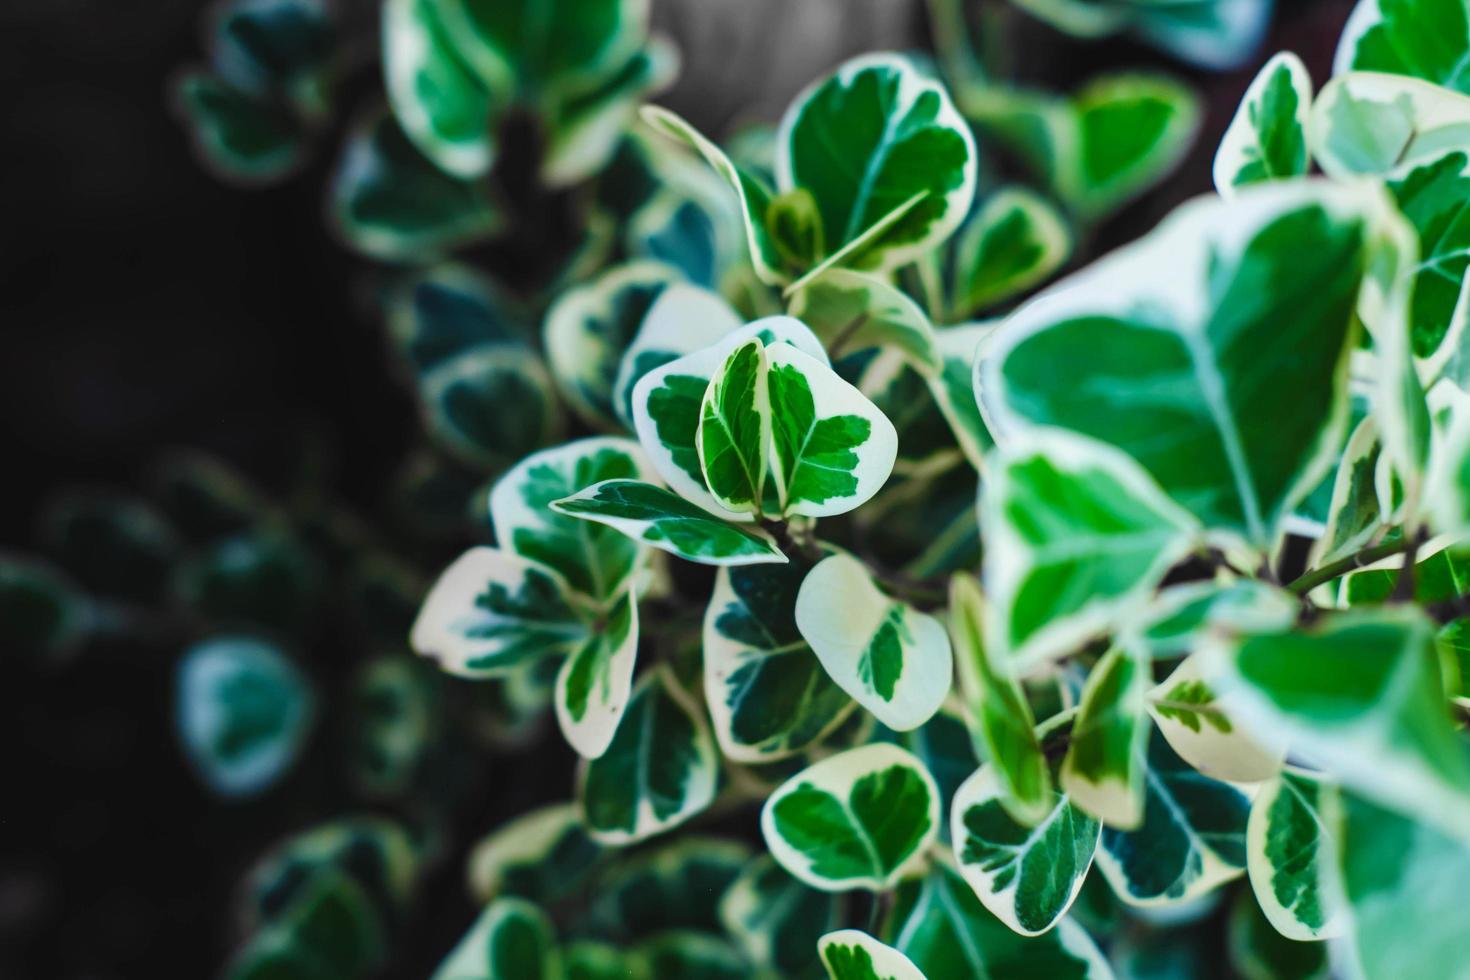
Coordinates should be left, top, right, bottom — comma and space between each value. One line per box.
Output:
759, 518, 824, 565
1285, 538, 1419, 596
825, 314, 868, 361
1390, 529, 1426, 603
866, 889, 894, 934
1426, 593, 1470, 624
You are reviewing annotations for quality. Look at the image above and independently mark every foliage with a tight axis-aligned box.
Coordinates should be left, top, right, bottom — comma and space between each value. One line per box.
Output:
14, 0, 1470, 975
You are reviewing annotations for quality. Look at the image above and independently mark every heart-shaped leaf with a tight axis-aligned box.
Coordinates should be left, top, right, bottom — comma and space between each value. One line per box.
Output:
1213, 52, 1311, 195
950, 188, 1070, 318
551, 479, 787, 565
489, 437, 654, 604
419, 346, 563, 471
980, 430, 1199, 671
704, 562, 855, 762
176, 635, 316, 797
982, 182, 1379, 549
579, 666, 719, 844
819, 930, 927, 980
796, 554, 952, 731
762, 743, 940, 891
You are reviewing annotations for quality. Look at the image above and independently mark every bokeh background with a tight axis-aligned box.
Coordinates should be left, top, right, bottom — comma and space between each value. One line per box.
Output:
0, 0, 1357, 975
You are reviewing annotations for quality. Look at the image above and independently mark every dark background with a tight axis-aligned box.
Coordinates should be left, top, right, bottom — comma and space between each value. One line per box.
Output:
0, 0, 1353, 976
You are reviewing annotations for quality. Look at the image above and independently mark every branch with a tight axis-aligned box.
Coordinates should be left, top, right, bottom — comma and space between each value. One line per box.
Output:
1285, 538, 1419, 595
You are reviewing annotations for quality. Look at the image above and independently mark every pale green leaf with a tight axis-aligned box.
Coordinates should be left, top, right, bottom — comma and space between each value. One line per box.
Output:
1147, 655, 1284, 783
1310, 72, 1470, 177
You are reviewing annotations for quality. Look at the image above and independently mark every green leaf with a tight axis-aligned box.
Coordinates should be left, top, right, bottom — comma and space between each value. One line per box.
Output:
768, 343, 899, 518
550, 479, 787, 566
641, 105, 788, 284
1147, 656, 1283, 783
632, 932, 747, 979
432, 896, 558, 980
1335, 793, 1470, 979
888, 862, 1112, 978
1310, 72, 1470, 177
720, 856, 841, 976
555, 591, 639, 757
762, 743, 940, 891
1095, 734, 1249, 906
586, 836, 751, 940
950, 188, 1071, 317
698, 339, 772, 514
1225, 888, 1330, 980
0, 556, 88, 663
788, 269, 943, 374
346, 654, 434, 797
330, 113, 501, 260
982, 182, 1378, 549
876, 708, 983, 845
1203, 606, 1470, 839
1386, 149, 1470, 364
1245, 768, 1343, 942
432, 0, 646, 97
854, 353, 960, 477
174, 72, 303, 183
411, 546, 586, 677
544, 261, 680, 430
1213, 52, 1311, 195
1308, 415, 1385, 567
579, 666, 719, 844
383, 0, 498, 178
1005, 0, 1270, 70
173, 527, 323, 636
386, 263, 528, 375
631, 317, 828, 514
778, 54, 976, 271
947, 573, 1050, 825
419, 346, 563, 471
704, 562, 856, 762
612, 283, 741, 429
227, 868, 387, 980
467, 802, 604, 906
981, 430, 1199, 671
1336, 0, 1470, 93
176, 635, 315, 797
965, 74, 1199, 222
819, 929, 928, 980
795, 553, 952, 731
1127, 579, 1297, 660
562, 941, 637, 980
1062, 645, 1150, 828
1428, 392, 1470, 537
928, 323, 996, 470
768, 188, 827, 269
490, 437, 654, 603
951, 755, 1101, 936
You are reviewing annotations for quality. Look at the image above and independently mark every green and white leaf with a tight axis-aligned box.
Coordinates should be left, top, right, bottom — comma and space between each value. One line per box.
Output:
330, 113, 501, 261
555, 591, 639, 758
1307, 415, 1385, 567
467, 802, 604, 905
879, 707, 985, 844
176, 635, 315, 797
1126, 579, 1298, 661
1335, 0, 1470, 93
432, 896, 558, 980
1427, 389, 1470, 537
490, 437, 654, 604
174, 73, 304, 183
1062, 644, 1150, 829
545, 261, 679, 429
777, 53, 977, 272
928, 322, 996, 470
720, 856, 841, 976
0, 556, 88, 662
1202, 606, 1470, 840
631, 317, 828, 515
1096, 734, 1249, 907
551, 479, 787, 565
762, 743, 940, 891
982, 182, 1379, 549
795, 553, 952, 731
767, 343, 900, 518
612, 282, 741, 429
981, 429, 1200, 671
579, 666, 719, 844
948, 572, 1051, 825
1335, 793, 1470, 980
1148, 655, 1283, 783
1245, 768, 1344, 941
419, 346, 562, 471
386, 263, 527, 375
1226, 889, 1331, 980
698, 339, 772, 514
819, 929, 927, 980
788, 268, 943, 374
632, 931, 747, 979
951, 761, 1101, 935
950, 188, 1071, 317
411, 547, 585, 677
383, 0, 497, 179
585, 835, 750, 939
704, 562, 856, 762
889, 861, 1113, 978
1213, 52, 1311, 195
1385, 148, 1470, 366
1310, 72, 1470, 177
853, 353, 961, 478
